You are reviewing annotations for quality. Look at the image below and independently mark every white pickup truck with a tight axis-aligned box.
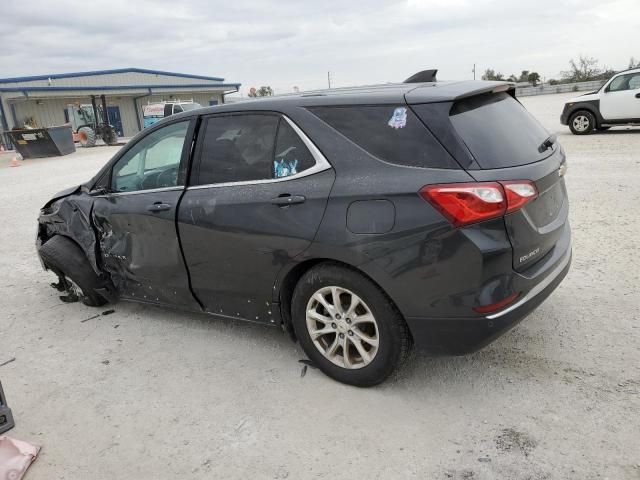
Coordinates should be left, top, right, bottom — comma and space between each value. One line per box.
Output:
560, 68, 640, 134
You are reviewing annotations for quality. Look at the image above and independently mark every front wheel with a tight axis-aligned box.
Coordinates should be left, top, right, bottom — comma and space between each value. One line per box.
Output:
569, 110, 595, 135
292, 263, 411, 387
39, 235, 108, 307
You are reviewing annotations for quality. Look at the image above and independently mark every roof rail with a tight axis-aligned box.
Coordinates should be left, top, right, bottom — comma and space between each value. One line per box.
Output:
404, 69, 438, 83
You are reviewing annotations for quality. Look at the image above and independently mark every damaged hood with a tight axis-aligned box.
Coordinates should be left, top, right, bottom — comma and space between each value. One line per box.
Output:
43, 185, 83, 209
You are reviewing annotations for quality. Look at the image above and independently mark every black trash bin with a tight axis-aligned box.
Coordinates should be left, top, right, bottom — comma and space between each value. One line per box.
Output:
7, 125, 76, 159
0, 381, 14, 434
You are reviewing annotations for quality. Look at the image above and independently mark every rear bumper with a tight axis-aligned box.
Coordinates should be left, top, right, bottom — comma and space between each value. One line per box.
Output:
406, 246, 571, 355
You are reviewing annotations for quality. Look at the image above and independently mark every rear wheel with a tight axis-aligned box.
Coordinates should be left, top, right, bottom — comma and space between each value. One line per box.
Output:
39, 235, 107, 307
292, 263, 411, 387
103, 127, 118, 145
569, 110, 595, 135
78, 126, 97, 147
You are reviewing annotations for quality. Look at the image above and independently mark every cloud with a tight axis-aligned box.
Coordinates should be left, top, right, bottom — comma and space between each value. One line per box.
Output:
1, 0, 638, 94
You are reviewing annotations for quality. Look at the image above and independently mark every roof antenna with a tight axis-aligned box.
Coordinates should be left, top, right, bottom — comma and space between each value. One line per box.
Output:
403, 69, 438, 83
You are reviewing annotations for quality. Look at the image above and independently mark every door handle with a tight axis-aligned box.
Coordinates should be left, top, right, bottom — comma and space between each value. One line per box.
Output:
147, 202, 172, 212
271, 195, 306, 206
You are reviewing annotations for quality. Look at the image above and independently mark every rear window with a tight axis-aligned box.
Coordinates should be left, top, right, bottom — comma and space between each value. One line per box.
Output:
448, 92, 551, 169
308, 105, 458, 169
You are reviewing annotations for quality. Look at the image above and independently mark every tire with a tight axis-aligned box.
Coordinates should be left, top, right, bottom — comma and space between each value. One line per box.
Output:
292, 263, 411, 387
39, 235, 107, 307
568, 110, 596, 135
104, 127, 118, 146
78, 126, 97, 147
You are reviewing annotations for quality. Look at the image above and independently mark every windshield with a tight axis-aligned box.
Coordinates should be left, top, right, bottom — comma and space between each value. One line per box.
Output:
180, 103, 201, 111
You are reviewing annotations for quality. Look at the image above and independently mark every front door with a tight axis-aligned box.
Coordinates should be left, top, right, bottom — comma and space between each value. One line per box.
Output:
107, 106, 124, 136
600, 72, 640, 120
178, 113, 335, 322
92, 119, 200, 309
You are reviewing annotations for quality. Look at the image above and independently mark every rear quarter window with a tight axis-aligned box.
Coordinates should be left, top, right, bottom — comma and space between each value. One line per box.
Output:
447, 92, 551, 169
308, 105, 458, 169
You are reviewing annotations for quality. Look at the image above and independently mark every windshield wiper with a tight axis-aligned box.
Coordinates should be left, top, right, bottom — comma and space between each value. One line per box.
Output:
538, 133, 557, 153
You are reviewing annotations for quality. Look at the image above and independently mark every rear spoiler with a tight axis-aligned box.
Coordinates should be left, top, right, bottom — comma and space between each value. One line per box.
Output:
405, 81, 516, 104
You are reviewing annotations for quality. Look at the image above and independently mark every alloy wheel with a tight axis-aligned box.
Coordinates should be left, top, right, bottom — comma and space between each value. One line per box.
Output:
572, 115, 590, 132
305, 286, 379, 369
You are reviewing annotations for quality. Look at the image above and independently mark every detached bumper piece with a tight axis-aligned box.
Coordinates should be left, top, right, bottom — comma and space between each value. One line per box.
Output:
0, 381, 15, 434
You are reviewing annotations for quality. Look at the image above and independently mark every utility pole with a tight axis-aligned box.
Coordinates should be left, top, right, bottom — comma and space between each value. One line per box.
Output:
327, 71, 332, 89
472, 64, 476, 80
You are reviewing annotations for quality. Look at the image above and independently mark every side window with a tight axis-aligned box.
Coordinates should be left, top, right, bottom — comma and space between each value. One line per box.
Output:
608, 73, 640, 92
308, 105, 457, 169
273, 120, 315, 178
173, 104, 184, 114
112, 121, 189, 193
196, 114, 279, 185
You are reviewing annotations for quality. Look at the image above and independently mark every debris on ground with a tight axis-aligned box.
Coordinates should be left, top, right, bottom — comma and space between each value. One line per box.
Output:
0, 436, 40, 480
298, 359, 317, 369
81, 310, 115, 323
0, 358, 15, 368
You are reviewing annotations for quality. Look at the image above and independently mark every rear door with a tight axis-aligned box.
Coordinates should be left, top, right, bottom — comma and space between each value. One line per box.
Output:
599, 72, 640, 120
414, 92, 569, 272
177, 112, 335, 322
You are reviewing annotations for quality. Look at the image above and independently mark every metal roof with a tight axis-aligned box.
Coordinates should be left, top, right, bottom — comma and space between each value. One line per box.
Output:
0, 67, 226, 84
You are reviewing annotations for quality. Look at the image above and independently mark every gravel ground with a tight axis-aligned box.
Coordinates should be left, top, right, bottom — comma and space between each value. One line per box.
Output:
0, 93, 639, 479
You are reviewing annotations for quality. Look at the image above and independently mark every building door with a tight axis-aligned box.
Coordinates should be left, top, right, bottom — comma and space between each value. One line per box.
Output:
107, 106, 124, 137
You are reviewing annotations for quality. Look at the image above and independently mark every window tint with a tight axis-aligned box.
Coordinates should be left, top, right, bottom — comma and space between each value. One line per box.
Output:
273, 120, 315, 178
197, 114, 279, 184
308, 105, 457, 169
630, 74, 640, 90
448, 92, 550, 169
173, 104, 184, 114
194, 115, 318, 185
112, 121, 189, 192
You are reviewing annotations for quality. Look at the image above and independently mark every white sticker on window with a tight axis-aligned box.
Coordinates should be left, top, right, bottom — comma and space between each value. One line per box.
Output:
388, 107, 407, 129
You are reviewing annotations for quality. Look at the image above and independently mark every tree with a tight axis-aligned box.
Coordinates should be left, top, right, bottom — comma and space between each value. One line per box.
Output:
561, 56, 601, 82
507, 74, 518, 82
481, 68, 504, 81
248, 86, 274, 97
527, 72, 541, 86
518, 70, 530, 82
629, 57, 640, 69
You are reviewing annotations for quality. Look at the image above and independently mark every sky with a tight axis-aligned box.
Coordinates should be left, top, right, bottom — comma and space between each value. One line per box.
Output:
1, 0, 638, 96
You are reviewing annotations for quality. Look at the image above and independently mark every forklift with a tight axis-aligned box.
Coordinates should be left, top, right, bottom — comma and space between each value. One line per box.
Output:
66, 94, 118, 147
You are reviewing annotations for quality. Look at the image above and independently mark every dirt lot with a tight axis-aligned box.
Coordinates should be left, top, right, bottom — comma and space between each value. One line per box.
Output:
1, 93, 639, 479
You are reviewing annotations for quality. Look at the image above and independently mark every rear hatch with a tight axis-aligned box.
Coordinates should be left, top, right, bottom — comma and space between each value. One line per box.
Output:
412, 91, 569, 272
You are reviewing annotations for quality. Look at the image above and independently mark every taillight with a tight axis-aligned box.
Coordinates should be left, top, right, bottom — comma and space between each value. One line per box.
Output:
420, 181, 537, 227
502, 181, 537, 213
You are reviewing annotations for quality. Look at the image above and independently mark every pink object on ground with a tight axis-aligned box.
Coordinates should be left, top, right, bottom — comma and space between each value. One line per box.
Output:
0, 436, 40, 480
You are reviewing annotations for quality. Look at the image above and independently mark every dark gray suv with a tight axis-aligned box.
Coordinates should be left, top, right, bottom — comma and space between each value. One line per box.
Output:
37, 77, 571, 386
